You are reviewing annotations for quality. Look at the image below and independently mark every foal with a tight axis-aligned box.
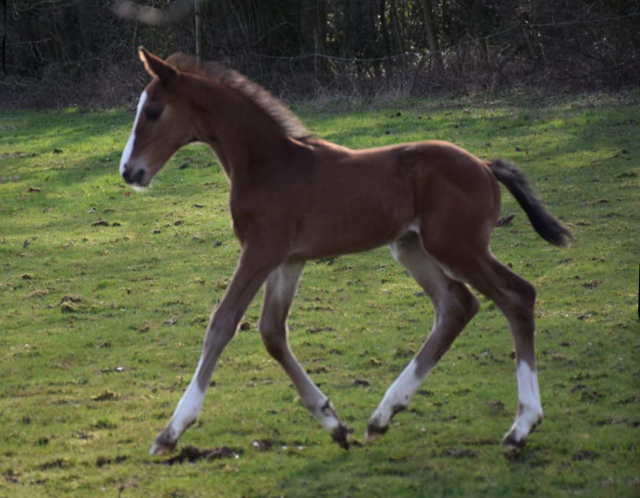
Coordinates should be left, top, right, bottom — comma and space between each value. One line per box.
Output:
120, 48, 571, 455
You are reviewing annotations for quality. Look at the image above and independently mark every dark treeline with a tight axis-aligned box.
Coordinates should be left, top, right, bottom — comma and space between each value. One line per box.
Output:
1, 0, 639, 108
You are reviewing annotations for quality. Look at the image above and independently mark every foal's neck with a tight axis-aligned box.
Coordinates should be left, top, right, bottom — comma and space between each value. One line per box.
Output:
187, 77, 292, 180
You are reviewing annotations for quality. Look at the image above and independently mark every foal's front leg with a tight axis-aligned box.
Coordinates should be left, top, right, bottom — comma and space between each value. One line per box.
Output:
150, 250, 277, 455
259, 263, 350, 449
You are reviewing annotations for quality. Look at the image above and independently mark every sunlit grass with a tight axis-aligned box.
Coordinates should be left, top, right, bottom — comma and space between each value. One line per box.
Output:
0, 93, 639, 497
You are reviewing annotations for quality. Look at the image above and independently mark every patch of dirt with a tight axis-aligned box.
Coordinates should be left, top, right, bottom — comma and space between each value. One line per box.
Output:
616, 396, 640, 405
251, 439, 274, 452
353, 379, 371, 388
92, 419, 117, 430
580, 390, 606, 402
595, 418, 628, 427
441, 448, 478, 459
251, 439, 309, 452
572, 450, 599, 461
0, 175, 21, 183
96, 455, 128, 467
497, 214, 515, 227
462, 439, 497, 447
91, 220, 111, 227
550, 352, 571, 363
616, 171, 637, 178
306, 366, 328, 374
27, 289, 48, 299
59, 295, 82, 306
486, 400, 507, 415
0, 152, 36, 159
393, 347, 416, 358
39, 458, 72, 470
92, 391, 118, 401
571, 383, 587, 392
4, 469, 20, 484
306, 326, 335, 334
162, 445, 238, 465
583, 280, 601, 289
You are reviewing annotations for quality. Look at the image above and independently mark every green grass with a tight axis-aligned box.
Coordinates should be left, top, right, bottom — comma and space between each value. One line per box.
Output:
1, 93, 639, 497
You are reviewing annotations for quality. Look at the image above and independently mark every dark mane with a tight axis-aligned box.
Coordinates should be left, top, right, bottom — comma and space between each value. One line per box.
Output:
166, 53, 309, 139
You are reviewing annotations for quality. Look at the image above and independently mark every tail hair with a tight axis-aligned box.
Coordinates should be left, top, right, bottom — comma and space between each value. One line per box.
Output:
488, 158, 572, 247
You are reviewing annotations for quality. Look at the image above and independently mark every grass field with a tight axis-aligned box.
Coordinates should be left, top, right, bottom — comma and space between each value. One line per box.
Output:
0, 93, 639, 498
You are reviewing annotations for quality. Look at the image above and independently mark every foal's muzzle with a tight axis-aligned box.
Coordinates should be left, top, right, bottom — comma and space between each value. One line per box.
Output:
122, 167, 146, 186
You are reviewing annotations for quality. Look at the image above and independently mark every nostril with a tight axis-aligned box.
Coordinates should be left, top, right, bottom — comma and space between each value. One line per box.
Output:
122, 168, 146, 185
132, 169, 145, 184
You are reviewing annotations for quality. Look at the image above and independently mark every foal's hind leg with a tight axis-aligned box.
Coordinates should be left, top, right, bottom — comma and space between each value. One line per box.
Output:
366, 233, 479, 440
437, 250, 543, 448
259, 263, 350, 449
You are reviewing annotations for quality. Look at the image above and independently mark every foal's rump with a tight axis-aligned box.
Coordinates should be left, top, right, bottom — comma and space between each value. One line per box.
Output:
399, 140, 502, 258
400, 141, 572, 253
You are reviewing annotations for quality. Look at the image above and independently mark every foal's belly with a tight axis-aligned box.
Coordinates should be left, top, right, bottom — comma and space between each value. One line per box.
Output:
287, 205, 415, 262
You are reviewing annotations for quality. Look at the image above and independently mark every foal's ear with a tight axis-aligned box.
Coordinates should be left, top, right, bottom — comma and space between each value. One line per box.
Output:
139, 46, 179, 86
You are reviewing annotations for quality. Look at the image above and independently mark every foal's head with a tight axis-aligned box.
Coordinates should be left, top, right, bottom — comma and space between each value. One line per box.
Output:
120, 48, 198, 187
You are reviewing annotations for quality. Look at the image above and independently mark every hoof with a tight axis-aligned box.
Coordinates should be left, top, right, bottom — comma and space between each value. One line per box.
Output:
365, 422, 388, 442
149, 429, 178, 455
502, 431, 527, 450
331, 424, 351, 450
502, 415, 542, 450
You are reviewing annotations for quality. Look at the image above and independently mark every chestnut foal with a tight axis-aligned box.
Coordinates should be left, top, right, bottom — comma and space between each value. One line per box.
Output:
120, 48, 571, 455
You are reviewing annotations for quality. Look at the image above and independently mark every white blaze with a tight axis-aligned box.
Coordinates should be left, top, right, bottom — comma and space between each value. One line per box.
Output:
120, 90, 148, 175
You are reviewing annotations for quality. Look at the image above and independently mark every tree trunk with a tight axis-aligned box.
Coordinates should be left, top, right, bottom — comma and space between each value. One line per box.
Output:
379, 0, 391, 57
389, 0, 405, 55
418, 0, 443, 70
194, 0, 202, 63
471, 0, 489, 66
300, 0, 314, 52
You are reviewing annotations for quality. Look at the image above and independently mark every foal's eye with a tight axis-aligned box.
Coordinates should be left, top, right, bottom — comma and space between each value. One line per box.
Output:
145, 108, 162, 122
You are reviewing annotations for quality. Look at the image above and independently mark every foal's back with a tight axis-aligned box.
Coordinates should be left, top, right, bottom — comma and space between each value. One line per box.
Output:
278, 138, 499, 262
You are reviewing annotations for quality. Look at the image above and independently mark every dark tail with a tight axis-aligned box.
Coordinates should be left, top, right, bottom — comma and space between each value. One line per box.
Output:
488, 158, 572, 247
